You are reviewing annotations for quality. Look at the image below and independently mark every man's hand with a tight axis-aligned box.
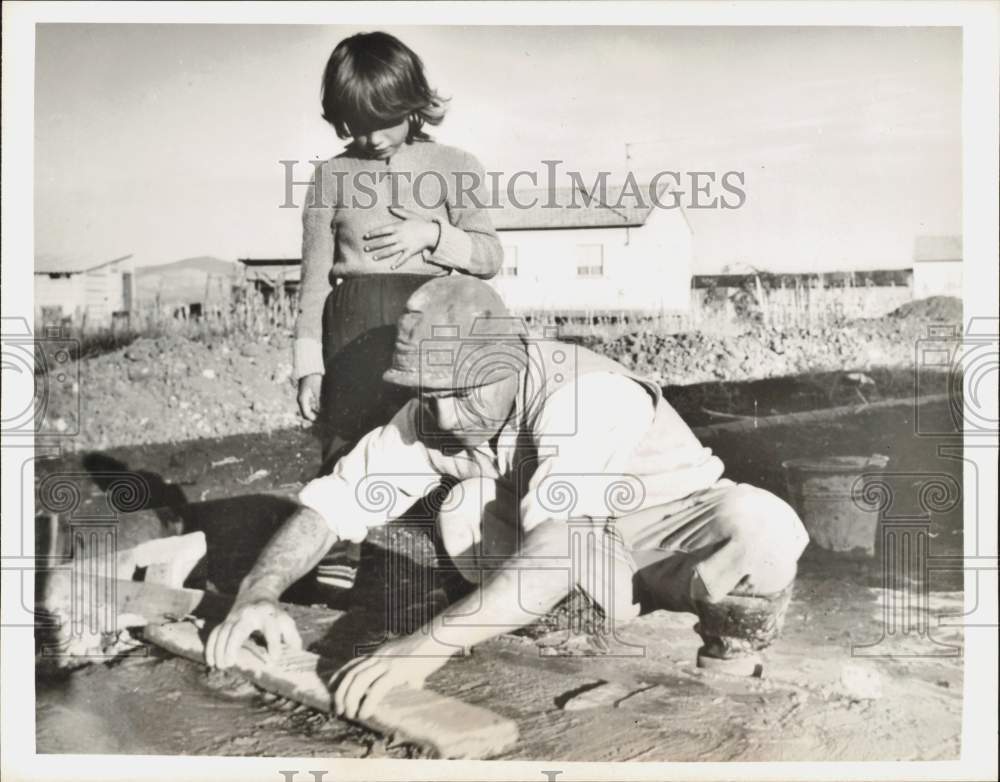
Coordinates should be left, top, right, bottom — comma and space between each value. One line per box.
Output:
329, 634, 457, 722
206, 599, 303, 670
328, 521, 577, 722
297, 374, 323, 421
363, 207, 440, 270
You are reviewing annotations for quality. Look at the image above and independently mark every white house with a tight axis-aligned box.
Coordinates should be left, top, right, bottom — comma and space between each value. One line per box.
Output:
34, 252, 134, 327
488, 183, 693, 314
913, 235, 962, 299
243, 181, 692, 316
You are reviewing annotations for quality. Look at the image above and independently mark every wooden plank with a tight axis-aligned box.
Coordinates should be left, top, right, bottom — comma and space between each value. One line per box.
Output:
692, 392, 951, 439
41, 572, 233, 627
42, 531, 213, 628
129, 532, 206, 570
54, 486, 302, 562
144, 621, 519, 759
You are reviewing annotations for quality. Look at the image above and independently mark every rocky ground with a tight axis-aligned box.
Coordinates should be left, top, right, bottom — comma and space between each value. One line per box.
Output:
39, 297, 962, 451
42, 330, 301, 450
580, 295, 962, 386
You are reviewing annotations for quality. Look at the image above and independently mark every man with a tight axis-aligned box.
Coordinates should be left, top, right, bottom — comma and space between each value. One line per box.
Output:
207, 276, 808, 722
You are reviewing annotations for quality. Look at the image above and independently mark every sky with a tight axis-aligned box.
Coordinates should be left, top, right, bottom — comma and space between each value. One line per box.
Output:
34, 24, 961, 272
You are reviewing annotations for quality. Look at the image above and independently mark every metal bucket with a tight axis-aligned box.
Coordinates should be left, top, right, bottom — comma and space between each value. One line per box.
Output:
782, 454, 890, 556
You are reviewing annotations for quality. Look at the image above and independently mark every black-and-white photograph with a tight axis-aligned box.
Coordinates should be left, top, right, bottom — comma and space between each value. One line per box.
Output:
2, 3, 997, 781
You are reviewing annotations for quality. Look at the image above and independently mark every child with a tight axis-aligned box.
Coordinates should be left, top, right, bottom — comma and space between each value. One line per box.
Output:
296, 31, 502, 587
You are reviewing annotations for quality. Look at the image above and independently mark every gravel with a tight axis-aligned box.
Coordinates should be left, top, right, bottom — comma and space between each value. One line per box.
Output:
578, 315, 935, 387
887, 295, 963, 322
43, 331, 301, 451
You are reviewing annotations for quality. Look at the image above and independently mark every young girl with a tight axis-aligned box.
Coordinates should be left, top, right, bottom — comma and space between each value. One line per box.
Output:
296, 32, 502, 586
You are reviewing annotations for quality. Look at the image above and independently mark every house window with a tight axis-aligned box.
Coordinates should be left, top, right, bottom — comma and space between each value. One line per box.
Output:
500, 245, 519, 277
576, 244, 604, 277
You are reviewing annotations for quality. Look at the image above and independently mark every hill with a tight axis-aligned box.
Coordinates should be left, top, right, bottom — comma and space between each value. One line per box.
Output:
136, 256, 239, 307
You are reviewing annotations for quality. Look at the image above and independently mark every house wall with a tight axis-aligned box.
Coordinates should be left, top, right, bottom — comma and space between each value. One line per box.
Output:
913, 260, 962, 299
488, 206, 692, 313
34, 257, 135, 326
34, 275, 88, 321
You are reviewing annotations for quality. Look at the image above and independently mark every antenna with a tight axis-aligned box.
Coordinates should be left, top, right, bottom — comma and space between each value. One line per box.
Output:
573, 181, 630, 222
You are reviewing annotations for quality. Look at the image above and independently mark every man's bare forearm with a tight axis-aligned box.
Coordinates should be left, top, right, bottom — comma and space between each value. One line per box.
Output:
433, 567, 568, 653
235, 506, 339, 606
419, 520, 573, 655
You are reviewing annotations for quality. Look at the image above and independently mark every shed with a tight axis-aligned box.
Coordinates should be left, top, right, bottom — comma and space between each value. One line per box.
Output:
238, 258, 302, 302
34, 252, 134, 327
913, 236, 962, 299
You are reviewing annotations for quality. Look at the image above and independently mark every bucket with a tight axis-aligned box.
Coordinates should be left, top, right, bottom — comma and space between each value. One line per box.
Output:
782, 454, 890, 556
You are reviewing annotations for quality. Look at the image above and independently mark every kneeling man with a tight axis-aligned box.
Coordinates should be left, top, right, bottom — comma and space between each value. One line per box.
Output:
207, 277, 808, 721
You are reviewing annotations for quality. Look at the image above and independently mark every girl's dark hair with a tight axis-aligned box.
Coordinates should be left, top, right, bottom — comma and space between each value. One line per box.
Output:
321, 32, 447, 141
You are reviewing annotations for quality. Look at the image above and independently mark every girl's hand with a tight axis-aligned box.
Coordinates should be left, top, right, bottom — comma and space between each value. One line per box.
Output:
297, 374, 323, 421
363, 207, 441, 270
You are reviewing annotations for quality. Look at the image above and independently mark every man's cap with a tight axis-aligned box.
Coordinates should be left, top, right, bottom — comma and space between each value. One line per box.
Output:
383, 276, 529, 390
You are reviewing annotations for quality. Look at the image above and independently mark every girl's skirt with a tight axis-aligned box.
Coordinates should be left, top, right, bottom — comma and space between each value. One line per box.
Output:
317, 273, 436, 469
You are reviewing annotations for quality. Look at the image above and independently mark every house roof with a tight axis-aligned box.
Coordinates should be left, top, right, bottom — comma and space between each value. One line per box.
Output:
238, 258, 302, 267
35, 252, 133, 275
491, 182, 675, 231
914, 235, 962, 263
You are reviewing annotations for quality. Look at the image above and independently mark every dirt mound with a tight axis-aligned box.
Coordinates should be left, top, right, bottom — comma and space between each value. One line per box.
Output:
40, 310, 957, 451
579, 316, 932, 387
42, 331, 301, 451
888, 296, 962, 322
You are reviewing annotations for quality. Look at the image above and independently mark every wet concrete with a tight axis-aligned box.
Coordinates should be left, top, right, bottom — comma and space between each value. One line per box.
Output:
35, 566, 964, 760
35, 398, 965, 760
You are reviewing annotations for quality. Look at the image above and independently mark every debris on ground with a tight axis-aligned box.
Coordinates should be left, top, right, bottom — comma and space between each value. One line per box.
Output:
237, 468, 270, 485
560, 681, 637, 711
210, 456, 243, 468
887, 295, 962, 322
838, 663, 884, 701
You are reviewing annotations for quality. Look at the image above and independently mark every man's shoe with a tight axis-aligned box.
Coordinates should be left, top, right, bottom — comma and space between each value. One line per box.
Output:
695, 635, 764, 677
693, 583, 794, 676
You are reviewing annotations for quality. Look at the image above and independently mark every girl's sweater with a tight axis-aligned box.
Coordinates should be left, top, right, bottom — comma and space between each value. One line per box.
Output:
295, 140, 503, 378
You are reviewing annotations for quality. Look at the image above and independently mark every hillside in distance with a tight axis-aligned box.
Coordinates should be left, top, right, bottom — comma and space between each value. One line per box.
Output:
136, 256, 239, 306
